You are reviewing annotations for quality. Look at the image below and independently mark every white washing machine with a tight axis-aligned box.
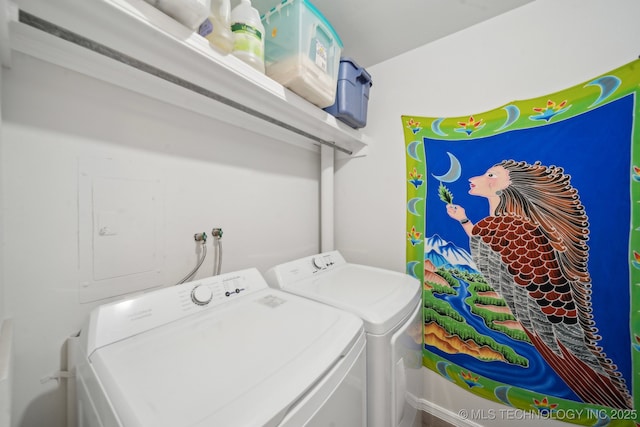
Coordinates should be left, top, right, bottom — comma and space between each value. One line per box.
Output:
265, 251, 423, 427
73, 268, 367, 427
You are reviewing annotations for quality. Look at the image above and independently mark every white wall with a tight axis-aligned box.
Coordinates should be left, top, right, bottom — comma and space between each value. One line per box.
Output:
0, 0, 7, 326
1, 51, 321, 427
1, 58, 5, 326
0, 47, 9, 427
335, 0, 640, 425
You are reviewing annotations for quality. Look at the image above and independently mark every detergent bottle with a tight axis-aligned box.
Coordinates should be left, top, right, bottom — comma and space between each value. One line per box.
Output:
198, 0, 234, 53
230, 0, 265, 73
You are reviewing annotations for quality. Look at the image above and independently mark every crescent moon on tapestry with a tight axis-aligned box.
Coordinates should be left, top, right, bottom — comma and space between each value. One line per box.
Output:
407, 197, 423, 216
431, 118, 448, 136
585, 75, 621, 108
406, 261, 421, 278
431, 152, 461, 182
406, 140, 422, 161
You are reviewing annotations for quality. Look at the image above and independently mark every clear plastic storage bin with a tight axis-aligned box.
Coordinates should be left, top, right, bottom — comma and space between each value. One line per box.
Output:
261, 0, 343, 108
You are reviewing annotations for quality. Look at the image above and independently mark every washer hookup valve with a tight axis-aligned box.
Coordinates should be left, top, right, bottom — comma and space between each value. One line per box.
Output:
194, 232, 208, 242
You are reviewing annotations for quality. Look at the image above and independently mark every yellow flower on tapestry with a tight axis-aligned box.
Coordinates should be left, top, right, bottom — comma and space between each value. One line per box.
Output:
408, 167, 424, 189
532, 397, 559, 416
407, 226, 421, 246
460, 371, 481, 389
530, 99, 571, 122
406, 118, 422, 135
455, 116, 485, 136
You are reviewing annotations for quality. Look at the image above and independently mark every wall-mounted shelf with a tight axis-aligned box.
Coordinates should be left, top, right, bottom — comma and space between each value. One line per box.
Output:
6, 0, 369, 156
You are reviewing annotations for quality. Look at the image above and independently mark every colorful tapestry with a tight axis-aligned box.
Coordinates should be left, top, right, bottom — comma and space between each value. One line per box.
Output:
402, 59, 640, 426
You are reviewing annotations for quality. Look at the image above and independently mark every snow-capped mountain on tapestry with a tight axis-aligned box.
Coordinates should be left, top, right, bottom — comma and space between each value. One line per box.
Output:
424, 234, 478, 273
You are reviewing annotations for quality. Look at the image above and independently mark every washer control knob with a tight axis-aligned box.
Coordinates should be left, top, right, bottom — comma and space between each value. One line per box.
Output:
312, 256, 326, 269
191, 285, 213, 306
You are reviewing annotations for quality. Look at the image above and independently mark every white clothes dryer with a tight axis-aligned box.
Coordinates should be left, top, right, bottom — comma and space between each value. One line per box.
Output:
74, 268, 367, 427
265, 251, 423, 427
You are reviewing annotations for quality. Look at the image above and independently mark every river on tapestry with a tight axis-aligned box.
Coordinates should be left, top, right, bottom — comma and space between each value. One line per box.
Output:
402, 59, 640, 426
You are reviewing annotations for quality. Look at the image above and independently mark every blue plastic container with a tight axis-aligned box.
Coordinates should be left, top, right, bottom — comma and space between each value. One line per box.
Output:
324, 57, 372, 129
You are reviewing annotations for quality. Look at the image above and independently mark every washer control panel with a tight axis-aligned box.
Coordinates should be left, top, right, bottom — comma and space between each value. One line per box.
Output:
312, 254, 338, 270
87, 268, 264, 354
191, 285, 213, 305
265, 251, 347, 288
186, 274, 248, 307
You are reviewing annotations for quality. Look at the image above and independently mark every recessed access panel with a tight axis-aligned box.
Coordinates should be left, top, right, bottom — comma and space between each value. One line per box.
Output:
79, 156, 164, 303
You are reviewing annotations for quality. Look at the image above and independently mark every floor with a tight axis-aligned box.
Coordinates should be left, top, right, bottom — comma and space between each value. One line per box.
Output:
422, 410, 455, 427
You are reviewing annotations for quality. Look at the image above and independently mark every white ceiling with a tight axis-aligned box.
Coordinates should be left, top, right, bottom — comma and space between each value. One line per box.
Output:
235, 0, 534, 68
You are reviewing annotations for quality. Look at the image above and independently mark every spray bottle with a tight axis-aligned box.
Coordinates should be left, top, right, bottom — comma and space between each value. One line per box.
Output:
230, 0, 265, 73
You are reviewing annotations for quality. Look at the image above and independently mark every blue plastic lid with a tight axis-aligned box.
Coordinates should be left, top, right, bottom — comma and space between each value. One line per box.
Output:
262, 0, 343, 48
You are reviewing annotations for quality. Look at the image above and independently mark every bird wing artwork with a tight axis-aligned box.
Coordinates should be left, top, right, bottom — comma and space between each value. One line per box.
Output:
471, 214, 632, 409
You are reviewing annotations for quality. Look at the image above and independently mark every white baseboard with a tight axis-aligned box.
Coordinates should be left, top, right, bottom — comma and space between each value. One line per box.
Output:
412, 395, 483, 427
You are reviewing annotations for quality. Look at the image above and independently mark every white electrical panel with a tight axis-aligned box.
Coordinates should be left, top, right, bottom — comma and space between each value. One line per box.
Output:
79, 157, 165, 303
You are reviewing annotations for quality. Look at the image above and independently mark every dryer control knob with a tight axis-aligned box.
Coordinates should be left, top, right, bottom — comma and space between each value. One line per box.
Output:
191, 285, 213, 306
312, 256, 326, 269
